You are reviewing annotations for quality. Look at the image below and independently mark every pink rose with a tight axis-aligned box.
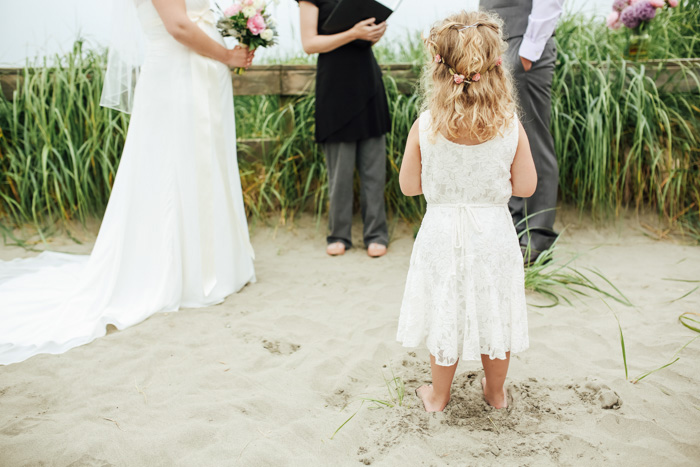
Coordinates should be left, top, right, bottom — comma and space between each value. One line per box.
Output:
471, 73, 481, 82
247, 14, 266, 35
649, 0, 665, 6
453, 74, 465, 84
668, 0, 678, 6
434, 54, 441, 63
606, 11, 621, 28
496, 57, 503, 66
224, 3, 242, 16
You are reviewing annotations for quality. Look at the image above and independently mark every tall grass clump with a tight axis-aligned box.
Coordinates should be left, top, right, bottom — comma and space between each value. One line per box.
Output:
0, 41, 129, 230
1, 2, 699, 234
552, 1, 700, 227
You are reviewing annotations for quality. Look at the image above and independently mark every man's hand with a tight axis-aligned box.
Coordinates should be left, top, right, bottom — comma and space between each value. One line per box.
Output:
520, 56, 532, 72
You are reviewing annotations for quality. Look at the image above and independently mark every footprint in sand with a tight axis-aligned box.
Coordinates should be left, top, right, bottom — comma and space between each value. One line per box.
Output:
262, 339, 300, 356
583, 380, 623, 410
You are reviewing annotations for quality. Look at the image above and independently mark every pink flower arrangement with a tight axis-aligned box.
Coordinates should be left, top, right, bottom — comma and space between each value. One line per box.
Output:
217, 1, 277, 73
224, 3, 242, 16
247, 14, 266, 35
607, 0, 678, 31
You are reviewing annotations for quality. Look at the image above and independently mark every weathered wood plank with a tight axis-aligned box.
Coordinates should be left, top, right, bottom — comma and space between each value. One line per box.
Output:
1, 60, 698, 101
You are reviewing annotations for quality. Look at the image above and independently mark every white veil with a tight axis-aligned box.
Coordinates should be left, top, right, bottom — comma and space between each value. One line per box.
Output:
100, 0, 145, 114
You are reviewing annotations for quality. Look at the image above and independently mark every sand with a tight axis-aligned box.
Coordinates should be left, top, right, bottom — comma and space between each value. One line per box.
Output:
1, 209, 699, 466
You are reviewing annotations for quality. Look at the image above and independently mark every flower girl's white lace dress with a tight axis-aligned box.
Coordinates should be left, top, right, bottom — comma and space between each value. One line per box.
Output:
0, 0, 255, 365
396, 110, 528, 366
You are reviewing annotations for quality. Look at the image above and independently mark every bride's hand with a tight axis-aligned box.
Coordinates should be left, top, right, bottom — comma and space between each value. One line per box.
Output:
225, 46, 255, 68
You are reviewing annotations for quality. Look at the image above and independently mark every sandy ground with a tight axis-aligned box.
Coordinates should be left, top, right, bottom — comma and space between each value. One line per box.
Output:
0, 210, 699, 466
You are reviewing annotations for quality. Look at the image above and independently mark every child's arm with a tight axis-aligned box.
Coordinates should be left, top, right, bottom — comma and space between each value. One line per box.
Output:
510, 121, 537, 198
399, 119, 422, 196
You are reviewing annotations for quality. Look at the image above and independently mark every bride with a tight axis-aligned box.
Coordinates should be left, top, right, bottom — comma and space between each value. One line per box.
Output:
0, 0, 256, 365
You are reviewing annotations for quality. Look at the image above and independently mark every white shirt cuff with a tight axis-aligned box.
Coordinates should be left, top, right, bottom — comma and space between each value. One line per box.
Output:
519, 36, 546, 62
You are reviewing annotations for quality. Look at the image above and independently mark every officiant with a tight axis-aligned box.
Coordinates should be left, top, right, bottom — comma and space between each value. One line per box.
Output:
295, 0, 391, 258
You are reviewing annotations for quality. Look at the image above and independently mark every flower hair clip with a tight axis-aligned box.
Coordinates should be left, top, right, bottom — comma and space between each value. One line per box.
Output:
433, 54, 503, 87
488, 56, 503, 71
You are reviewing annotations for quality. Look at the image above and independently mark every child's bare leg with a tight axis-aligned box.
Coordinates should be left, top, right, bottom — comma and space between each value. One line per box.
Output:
416, 355, 458, 412
480, 352, 510, 409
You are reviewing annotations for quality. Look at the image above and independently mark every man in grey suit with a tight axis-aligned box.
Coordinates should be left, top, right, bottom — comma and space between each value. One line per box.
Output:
480, 0, 565, 264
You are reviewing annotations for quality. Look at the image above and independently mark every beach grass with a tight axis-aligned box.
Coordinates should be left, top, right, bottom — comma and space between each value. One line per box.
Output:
331, 367, 408, 440
0, 3, 698, 237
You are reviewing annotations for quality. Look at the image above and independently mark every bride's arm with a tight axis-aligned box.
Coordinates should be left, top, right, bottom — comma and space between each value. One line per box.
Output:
298, 1, 386, 54
152, 0, 253, 68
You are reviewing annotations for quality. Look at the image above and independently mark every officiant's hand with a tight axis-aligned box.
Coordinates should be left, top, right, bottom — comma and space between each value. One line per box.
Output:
351, 18, 387, 43
371, 22, 388, 45
226, 45, 255, 69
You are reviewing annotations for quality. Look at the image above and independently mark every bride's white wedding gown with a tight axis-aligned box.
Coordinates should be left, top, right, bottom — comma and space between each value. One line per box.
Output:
0, 0, 255, 365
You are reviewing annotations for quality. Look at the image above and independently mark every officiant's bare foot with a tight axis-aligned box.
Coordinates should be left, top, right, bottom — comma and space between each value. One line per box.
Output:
481, 377, 508, 409
367, 243, 387, 258
326, 242, 346, 256
415, 384, 450, 412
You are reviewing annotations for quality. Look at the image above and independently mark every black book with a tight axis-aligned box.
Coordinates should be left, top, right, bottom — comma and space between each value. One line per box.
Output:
321, 0, 403, 35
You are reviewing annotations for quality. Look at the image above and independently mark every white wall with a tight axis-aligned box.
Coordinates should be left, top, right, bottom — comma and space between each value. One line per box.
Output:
0, 0, 610, 67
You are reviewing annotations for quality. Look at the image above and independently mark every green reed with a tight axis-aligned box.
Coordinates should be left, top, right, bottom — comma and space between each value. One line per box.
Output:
0, 41, 130, 229
1, 5, 698, 234
552, 3, 700, 227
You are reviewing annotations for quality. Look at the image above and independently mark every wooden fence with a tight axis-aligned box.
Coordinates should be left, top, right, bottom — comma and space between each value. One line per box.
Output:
1, 60, 698, 160
2, 59, 698, 100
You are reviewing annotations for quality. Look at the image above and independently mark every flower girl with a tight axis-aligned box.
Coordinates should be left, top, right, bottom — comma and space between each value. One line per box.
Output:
396, 10, 537, 412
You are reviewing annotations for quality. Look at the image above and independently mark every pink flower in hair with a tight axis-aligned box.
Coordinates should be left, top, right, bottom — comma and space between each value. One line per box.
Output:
435, 54, 442, 63
453, 74, 465, 84
247, 14, 266, 35
471, 73, 481, 82
496, 57, 503, 66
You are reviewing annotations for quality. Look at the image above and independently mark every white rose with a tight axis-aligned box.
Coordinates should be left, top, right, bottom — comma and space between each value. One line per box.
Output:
260, 29, 274, 41
242, 6, 256, 18
253, 0, 265, 9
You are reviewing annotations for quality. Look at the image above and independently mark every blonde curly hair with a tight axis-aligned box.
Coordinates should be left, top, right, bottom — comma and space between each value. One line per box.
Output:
421, 10, 516, 143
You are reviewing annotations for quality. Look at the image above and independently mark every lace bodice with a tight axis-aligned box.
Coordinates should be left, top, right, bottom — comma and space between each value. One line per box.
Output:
419, 111, 518, 206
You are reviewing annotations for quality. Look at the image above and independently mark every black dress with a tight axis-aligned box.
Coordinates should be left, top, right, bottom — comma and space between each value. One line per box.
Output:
296, 0, 391, 143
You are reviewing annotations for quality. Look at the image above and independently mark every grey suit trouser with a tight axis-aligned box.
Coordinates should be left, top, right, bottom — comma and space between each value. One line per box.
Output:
322, 135, 389, 248
506, 36, 559, 252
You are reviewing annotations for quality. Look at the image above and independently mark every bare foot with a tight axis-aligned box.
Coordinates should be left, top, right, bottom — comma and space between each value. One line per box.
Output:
367, 243, 387, 258
326, 242, 346, 256
415, 384, 450, 412
481, 377, 508, 409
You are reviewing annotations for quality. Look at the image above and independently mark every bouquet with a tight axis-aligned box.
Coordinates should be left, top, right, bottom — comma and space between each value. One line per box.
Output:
607, 0, 678, 31
606, 0, 679, 60
217, 0, 278, 74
